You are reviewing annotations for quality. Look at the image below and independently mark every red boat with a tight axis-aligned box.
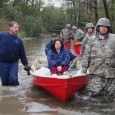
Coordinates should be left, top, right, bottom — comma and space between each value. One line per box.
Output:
31, 69, 87, 102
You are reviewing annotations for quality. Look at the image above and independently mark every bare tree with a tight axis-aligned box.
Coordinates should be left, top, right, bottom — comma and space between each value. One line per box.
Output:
103, 0, 110, 19
73, 0, 77, 25
94, 0, 98, 23
12, 0, 21, 6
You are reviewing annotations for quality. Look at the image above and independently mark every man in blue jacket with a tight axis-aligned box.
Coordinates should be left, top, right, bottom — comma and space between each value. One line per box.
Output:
0, 21, 30, 86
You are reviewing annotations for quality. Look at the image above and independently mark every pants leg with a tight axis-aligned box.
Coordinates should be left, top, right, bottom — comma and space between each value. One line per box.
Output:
0, 62, 9, 86
62, 66, 68, 74
74, 45, 81, 55
50, 67, 58, 74
87, 74, 103, 97
9, 62, 19, 86
103, 78, 115, 101
64, 41, 71, 51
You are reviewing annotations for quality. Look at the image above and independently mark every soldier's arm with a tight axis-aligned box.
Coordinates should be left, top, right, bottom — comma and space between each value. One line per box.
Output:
81, 39, 92, 74
60, 29, 63, 38
80, 37, 87, 58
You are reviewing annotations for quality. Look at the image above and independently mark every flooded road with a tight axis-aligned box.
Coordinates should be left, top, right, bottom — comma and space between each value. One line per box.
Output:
0, 35, 114, 115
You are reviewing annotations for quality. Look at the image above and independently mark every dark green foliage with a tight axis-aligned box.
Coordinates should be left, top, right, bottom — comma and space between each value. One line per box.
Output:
0, 0, 115, 35
0, 0, 9, 8
41, 6, 67, 31
24, 16, 43, 37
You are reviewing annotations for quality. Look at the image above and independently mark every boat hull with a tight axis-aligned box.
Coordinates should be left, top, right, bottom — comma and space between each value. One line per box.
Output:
32, 75, 87, 102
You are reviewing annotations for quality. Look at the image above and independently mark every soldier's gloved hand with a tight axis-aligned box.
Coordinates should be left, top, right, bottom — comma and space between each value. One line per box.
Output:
24, 65, 31, 71
81, 67, 87, 76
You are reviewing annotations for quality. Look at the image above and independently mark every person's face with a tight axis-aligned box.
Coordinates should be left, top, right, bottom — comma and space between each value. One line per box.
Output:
87, 27, 93, 34
99, 26, 108, 35
9, 23, 19, 35
55, 41, 62, 50
52, 36, 57, 41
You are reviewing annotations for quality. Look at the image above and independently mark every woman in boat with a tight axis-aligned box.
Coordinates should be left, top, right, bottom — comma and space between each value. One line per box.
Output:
45, 33, 76, 62
47, 39, 70, 75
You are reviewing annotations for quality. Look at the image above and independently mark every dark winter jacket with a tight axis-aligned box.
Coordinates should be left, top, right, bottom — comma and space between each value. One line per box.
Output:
45, 40, 76, 61
47, 45, 70, 68
45, 40, 54, 55
0, 32, 28, 65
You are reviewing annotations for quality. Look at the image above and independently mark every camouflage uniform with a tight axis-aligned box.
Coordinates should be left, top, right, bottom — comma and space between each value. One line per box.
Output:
72, 26, 85, 42
72, 26, 77, 37
81, 18, 115, 101
72, 26, 85, 54
80, 23, 95, 58
60, 24, 72, 43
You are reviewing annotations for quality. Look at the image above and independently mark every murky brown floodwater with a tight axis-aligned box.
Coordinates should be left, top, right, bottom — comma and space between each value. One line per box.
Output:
0, 35, 114, 115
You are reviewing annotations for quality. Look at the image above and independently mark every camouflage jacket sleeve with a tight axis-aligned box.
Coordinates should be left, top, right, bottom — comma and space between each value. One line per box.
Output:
78, 30, 85, 38
81, 38, 92, 73
80, 35, 89, 58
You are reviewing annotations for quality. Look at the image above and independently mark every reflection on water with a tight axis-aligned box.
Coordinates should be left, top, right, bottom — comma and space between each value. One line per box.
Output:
0, 36, 114, 115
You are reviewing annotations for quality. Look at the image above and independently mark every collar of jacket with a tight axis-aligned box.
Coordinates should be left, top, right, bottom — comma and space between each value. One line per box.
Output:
95, 32, 109, 40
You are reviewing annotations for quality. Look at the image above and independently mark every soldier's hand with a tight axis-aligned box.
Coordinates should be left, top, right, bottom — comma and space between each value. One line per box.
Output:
81, 67, 87, 76
87, 69, 89, 74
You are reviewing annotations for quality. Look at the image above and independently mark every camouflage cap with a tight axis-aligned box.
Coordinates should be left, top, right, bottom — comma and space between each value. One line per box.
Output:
96, 18, 110, 30
85, 23, 94, 29
66, 24, 71, 28
72, 26, 77, 30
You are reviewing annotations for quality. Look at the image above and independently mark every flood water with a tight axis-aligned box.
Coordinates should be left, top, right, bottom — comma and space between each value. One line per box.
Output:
0, 35, 114, 115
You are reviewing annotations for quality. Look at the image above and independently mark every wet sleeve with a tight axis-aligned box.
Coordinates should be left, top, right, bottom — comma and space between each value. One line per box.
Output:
45, 43, 50, 56
19, 40, 28, 66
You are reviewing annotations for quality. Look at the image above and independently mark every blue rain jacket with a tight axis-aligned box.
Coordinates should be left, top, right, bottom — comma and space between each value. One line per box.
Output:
47, 47, 70, 68
45, 40, 54, 55
45, 40, 76, 61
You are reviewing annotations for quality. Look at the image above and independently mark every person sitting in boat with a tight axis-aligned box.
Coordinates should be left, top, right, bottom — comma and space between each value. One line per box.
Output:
47, 39, 70, 75
45, 33, 76, 62
45, 33, 58, 56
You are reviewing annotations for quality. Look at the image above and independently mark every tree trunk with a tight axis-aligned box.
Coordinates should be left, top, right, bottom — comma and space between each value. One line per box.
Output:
31, 0, 35, 6
13, 0, 21, 6
72, 0, 77, 25
94, 0, 98, 24
103, 0, 110, 19
111, 0, 114, 21
78, 1, 81, 27
103, 0, 112, 32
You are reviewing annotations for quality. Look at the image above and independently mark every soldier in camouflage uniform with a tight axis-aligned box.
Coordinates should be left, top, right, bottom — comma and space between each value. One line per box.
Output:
72, 26, 85, 55
80, 23, 95, 58
72, 26, 85, 42
60, 24, 73, 51
81, 18, 115, 101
